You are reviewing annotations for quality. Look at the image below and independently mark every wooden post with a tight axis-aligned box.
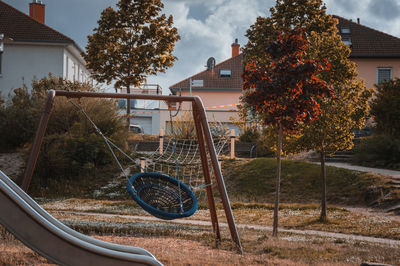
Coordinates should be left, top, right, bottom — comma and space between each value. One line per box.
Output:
159, 129, 164, 155
230, 129, 235, 159
20, 90, 56, 191
192, 105, 221, 245
193, 98, 243, 254
140, 158, 146, 173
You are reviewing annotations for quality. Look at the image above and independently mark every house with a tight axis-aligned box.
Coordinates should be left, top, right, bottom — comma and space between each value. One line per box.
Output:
169, 39, 243, 133
335, 16, 400, 89
169, 16, 400, 134
0, 0, 90, 97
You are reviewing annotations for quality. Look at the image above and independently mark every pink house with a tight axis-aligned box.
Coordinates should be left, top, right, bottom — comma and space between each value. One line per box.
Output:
170, 39, 243, 111
335, 16, 400, 89
169, 17, 400, 128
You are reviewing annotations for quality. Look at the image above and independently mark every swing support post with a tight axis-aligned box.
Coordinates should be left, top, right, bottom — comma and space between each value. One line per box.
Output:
22, 90, 243, 254
192, 105, 221, 246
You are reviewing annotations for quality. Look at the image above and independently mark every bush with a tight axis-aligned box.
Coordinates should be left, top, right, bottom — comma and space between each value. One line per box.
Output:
352, 135, 400, 170
0, 87, 38, 151
371, 78, 400, 138
0, 76, 128, 187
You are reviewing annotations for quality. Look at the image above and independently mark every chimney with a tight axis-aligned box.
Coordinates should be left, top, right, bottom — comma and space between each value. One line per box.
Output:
29, 0, 45, 24
231, 38, 240, 57
357, 18, 360, 24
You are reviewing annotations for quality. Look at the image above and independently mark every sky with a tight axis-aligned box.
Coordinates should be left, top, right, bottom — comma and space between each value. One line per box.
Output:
4, 0, 400, 94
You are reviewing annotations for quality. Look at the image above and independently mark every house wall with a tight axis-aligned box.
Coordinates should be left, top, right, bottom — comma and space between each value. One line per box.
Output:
63, 48, 90, 83
0, 43, 63, 96
352, 58, 400, 89
180, 91, 242, 110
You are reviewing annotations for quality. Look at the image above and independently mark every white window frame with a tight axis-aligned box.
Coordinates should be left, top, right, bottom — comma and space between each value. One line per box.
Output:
0, 34, 3, 77
341, 27, 351, 34
220, 69, 232, 78
376, 67, 392, 84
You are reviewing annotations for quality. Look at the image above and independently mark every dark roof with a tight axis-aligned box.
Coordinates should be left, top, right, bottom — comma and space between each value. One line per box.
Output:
335, 15, 400, 58
0, 1, 73, 44
170, 16, 400, 92
170, 54, 243, 92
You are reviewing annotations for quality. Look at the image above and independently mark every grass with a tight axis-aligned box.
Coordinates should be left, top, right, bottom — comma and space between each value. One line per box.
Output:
41, 199, 400, 240
3, 156, 399, 265
2, 206, 400, 266
223, 158, 387, 205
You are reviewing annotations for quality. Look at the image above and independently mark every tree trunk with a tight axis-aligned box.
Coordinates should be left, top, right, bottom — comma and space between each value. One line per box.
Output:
126, 85, 131, 129
272, 124, 282, 237
320, 151, 327, 222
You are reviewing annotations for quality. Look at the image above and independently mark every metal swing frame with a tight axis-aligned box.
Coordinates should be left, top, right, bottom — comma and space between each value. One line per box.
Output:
20, 90, 243, 253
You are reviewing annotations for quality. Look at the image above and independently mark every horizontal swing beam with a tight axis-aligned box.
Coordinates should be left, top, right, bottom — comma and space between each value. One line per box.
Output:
22, 89, 242, 254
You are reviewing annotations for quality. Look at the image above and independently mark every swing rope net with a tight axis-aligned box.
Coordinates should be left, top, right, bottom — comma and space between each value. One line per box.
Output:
69, 98, 229, 206
137, 136, 229, 200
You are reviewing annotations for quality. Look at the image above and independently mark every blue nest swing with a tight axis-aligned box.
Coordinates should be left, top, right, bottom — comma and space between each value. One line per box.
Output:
126, 172, 198, 220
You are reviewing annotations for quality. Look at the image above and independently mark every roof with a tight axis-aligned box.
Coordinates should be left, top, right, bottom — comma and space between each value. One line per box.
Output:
335, 15, 400, 58
0, 1, 74, 44
169, 54, 243, 93
170, 16, 400, 92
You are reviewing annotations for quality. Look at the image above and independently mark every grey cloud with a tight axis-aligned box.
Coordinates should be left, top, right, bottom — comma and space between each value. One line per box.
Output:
330, 0, 359, 11
187, 3, 213, 22
368, 0, 400, 20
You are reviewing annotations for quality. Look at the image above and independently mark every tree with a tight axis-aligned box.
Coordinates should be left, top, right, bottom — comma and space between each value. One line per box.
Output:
242, 28, 333, 236
84, 0, 180, 123
244, 0, 373, 222
371, 78, 400, 138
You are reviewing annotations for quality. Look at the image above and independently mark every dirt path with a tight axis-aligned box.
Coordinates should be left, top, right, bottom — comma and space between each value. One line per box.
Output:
59, 211, 400, 247
323, 162, 400, 179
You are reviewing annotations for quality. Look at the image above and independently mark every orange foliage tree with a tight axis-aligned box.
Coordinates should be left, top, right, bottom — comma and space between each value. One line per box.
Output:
242, 28, 333, 236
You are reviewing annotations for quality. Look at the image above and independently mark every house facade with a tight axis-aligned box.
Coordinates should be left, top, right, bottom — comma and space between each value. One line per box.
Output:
336, 16, 400, 89
169, 39, 243, 133
0, 0, 90, 97
168, 16, 400, 136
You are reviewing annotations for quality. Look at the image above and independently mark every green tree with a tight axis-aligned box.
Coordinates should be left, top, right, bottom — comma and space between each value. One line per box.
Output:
371, 78, 400, 138
84, 0, 180, 122
244, 0, 373, 222
242, 28, 333, 236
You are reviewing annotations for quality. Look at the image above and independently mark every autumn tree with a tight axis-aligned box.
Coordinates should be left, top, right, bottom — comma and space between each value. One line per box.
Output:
84, 0, 180, 122
244, 0, 373, 222
242, 28, 333, 236
295, 32, 373, 221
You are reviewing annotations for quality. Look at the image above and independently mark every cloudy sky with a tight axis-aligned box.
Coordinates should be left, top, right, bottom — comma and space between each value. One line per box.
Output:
5, 0, 400, 93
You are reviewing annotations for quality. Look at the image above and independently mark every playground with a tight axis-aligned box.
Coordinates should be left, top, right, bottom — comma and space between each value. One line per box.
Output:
1, 90, 400, 265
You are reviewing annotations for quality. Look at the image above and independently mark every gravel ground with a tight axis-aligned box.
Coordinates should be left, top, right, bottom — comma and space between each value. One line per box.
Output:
0, 152, 24, 181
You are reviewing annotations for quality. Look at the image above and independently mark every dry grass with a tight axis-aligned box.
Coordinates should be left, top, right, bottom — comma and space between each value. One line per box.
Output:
2, 221, 399, 265
42, 199, 400, 240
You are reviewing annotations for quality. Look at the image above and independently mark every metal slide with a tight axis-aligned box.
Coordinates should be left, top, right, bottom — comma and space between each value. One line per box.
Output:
0, 170, 163, 266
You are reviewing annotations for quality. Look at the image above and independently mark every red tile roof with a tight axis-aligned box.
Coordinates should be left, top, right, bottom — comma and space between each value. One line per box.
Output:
335, 15, 400, 58
170, 54, 243, 93
0, 1, 73, 44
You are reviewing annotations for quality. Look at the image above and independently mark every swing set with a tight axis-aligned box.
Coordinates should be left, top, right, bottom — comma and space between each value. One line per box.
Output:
20, 90, 243, 253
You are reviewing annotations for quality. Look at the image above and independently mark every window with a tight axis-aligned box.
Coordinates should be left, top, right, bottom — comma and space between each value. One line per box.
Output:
341, 27, 351, 34
341, 36, 352, 46
377, 67, 392, 84
0, 33, 3, 76
220, 69, 231, 78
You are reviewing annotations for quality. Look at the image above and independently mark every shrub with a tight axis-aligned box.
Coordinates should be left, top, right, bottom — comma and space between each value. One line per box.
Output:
371, 78, 400, 138
1, 76, 128, 186
352, 135, 400, 170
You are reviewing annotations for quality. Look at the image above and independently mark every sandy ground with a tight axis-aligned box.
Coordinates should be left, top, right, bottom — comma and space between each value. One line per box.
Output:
0, 152, 24, 181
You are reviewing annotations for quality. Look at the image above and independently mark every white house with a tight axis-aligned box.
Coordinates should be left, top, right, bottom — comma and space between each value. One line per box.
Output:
0, 0, 90, 97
